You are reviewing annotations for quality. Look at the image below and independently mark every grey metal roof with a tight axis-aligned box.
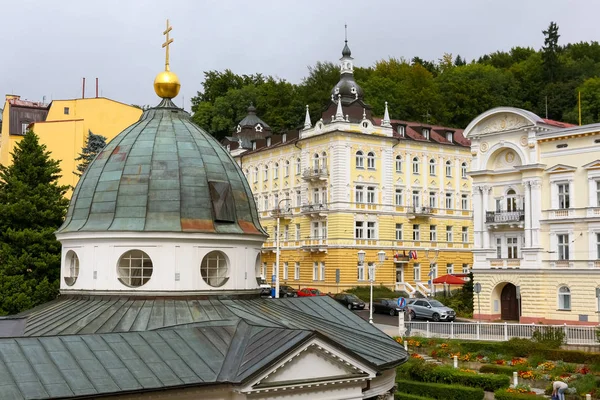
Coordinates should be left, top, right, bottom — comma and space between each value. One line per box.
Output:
238, 105, 270, 130
0, 296, 407, 399
58, 99, 264, 236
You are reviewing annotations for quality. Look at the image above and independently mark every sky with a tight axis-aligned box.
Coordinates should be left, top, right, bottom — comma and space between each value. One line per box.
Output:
1, 0, 598, 111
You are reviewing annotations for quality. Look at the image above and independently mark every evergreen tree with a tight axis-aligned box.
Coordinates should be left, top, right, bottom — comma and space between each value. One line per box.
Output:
0, 131, 69, 315
542, 21, 561, 82
75, 130, 107, 176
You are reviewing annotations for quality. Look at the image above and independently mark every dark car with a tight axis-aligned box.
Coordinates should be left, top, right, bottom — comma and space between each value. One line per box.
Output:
333, 293, 365, 310
279, 285, 298, 297
373, 298, 407, 316
297, 288, 323, 297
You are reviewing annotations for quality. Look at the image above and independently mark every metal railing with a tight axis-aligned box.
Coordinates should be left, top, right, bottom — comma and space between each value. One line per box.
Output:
300, 203, 328, 213
408, 206, 433, 216
486, 210, 524, 223
405, 321, 599, 345
302, 167, 329, 180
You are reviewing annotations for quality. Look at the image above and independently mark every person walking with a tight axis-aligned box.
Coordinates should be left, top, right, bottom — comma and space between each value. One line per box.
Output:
552, 380, 568, 400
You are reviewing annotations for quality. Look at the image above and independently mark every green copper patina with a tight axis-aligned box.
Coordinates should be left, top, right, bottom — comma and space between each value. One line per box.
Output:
58, 99, 264, 235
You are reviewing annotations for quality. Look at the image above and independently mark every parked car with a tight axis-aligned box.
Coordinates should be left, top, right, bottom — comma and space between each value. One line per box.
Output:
407, 298, 455, 321
297, 288, 323, 297
373, 298, 407, 316
333, 293, 365, 310
257, 277, 271, 297
279, 285, 298, 297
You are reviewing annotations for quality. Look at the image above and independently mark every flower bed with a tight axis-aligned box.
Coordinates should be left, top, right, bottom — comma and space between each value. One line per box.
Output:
395, 379, 484, 400
494, 388, 540, 399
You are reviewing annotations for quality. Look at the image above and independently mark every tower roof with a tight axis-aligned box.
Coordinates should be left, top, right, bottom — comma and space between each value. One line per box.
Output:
331, 40, 364, 105
237, 104, 271, 130
342, 40, 351, 57
58, 98, 264, 235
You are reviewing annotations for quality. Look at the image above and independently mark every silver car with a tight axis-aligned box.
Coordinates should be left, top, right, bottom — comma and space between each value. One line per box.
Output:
407, 298, 455, 322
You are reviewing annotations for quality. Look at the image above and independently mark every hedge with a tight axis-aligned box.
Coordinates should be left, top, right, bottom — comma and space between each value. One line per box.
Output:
534, 348, 600, 364
479, 364, 518, 376
494, 389, 540, 399
403, 360, 510, 391
396, 379, 484, 400
394, 393, 435, 400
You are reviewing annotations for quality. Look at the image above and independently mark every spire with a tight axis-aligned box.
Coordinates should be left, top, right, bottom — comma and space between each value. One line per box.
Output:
335, 95, 345, 121
304, 105, 312, 129
342, 24, 351, 57
382, 101, 392, 127
154, 19, 181, 99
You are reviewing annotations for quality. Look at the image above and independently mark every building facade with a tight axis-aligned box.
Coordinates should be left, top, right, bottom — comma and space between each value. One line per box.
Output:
1, 95, 142, 190
225, 42, 473, 296
466, 106, 600, 324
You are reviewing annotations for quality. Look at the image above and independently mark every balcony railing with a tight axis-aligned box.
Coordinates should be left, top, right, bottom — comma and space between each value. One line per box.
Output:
302, 167, 329, 180
407, 206, 433, 218
301, 237, 328, 252
301, 203, 328, 216
486, 210, 524, 223
270, 207, 293, 219
488, 258, 522, 268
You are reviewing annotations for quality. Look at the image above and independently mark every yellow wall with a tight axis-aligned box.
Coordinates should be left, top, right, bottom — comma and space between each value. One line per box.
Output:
1, 97, 142, 192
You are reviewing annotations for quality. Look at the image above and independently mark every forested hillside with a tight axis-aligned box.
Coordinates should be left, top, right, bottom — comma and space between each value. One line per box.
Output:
191, 22, 600, 140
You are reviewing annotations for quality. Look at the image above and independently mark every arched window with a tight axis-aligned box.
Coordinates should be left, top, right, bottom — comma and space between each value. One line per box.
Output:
321, 151, 328, 169
367, 152, 375, 169
64, 250, 79, 286
117, 250, 153, 287
445, 160, 452, 177
273, 163, 279, 180
429, 159, 436, 176
296, 158, 301, 175
412, 157, 420, 174
284, 160, 290, 177
263, 165, 269, 181
313, 153, 320, 170
253, 167, 258, 183
395, 155, 403, 173
201, 251, 230, 287
461, 162, 468, 178
506, 189, 517, 212
558, 286, 571, 310
356, 151, 364, 168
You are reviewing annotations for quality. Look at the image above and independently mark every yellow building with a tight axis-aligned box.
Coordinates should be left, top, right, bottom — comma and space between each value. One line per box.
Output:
1, 95, 142, 190
466, 106, 600, 324
224, 41, 473, 295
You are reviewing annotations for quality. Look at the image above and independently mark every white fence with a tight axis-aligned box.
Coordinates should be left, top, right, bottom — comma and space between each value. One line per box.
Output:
405, 321, 599, 345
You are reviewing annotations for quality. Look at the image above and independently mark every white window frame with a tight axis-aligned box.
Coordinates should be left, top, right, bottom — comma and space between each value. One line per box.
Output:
313, 262, 318, 280
430, 225, 437, 241
320, 262, 325, 281
367, 186, 376, 204
557, 233, 570, 260
429, 159, 436, 176
445, 160, 452, 177
396, 155, 403, 173
597, 232, 600, 259
284, 160, 290, 177
430, 263, 437, 278
253, 168, 258, 183
446, 263, 453, 275
283, 262, 289, 280
413, 263, 421, 281
507, 237, 519, 259
445, 193, 453, 209
422, 128, 430, 140
367, 152, 375, 169
412, 157, 420, 174
413, 224, 420, 241
395, 223, 403, 240
295, 223, 301, 240
496, 237, 502, 258
366, 221, 376, 239
356, 151, 364, 168
395, 188, 404, 206
429, 191, 437, 208
284, 225, 289, 241
462, 264, 469, 274
558, 286, 571, 310
356, 186, 364, 203
296, 190, 301, 207
273, 163, 279, 180
263, 165, 269, 181
294, 262, 300, 280
461, 162, 467, 178
321, 152, 327, 169
312, 154, 320, 170
412, 190, 421, 208
357, 263, 365, 281
461, 194, 469, 210
295, 158, 301, 175
446, 226, 453, 242
355, 221, 364, 239
263, 196, 269, 211
462, 227, 468, 243
557, 183, 570, 209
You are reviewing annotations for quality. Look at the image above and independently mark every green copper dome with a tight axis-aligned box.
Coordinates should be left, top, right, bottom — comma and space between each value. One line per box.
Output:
58, 99, 265, 235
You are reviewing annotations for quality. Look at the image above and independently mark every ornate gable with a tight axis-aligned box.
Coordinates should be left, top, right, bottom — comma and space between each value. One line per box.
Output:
545, 164, 577, 174
583, 160, 600, 170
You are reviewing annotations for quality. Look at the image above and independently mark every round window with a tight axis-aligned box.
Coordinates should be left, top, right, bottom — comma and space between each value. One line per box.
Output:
117, 250, 153, 288
201, 251, 230, 287
64, 250, 80, 286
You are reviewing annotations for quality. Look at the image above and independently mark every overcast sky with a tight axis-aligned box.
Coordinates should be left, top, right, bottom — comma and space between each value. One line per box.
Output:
1, 0, 597, 111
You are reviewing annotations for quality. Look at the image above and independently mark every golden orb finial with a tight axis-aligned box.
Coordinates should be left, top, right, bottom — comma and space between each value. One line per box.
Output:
154, 19, 181, 99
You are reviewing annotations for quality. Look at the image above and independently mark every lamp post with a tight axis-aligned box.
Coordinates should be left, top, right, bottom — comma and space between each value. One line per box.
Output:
274, 198, 291, 299
360, 250, 386, 324
425, 248, 439, 296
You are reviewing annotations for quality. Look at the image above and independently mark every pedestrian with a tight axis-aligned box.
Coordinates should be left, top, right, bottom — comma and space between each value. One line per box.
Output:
552, 380, 568, 400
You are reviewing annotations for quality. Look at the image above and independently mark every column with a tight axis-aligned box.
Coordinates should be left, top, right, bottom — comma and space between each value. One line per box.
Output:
523, 181, 532, 248
482, 186, 491, 249
529, 180, 542, 247
473, 185, 483, 248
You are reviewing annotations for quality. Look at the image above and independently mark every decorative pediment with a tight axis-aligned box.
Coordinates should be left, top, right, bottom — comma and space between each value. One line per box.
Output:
396, 177, 404, 184
357, 175, 364, 181
413, 179, 420, 185
474, 113, 531, 135
583, 160, 600, 170
446, 181, 453, 187
368, 176, 376, 182
430, 180, 437, 186
545, 164, 577, 174
462, 183, 469, 190
243, 339, 375, 395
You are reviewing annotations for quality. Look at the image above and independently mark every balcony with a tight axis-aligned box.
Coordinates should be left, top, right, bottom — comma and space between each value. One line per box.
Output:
488, 258, 522, 268
486, 210, 524, 228
270, 207, 293, 220
301, 238, 328, 253
302, 167, 329, 181
407, 206, 433, 219
301, 203, 328, 217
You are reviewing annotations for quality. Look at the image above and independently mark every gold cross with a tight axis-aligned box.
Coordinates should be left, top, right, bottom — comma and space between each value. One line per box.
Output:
162, 19, 174, 71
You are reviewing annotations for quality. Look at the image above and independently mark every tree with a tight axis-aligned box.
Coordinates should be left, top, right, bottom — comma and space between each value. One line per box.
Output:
75, 130, 107, 177
542, 21, 561, 82
454, 54, 466, 66
0, 131, 69, 315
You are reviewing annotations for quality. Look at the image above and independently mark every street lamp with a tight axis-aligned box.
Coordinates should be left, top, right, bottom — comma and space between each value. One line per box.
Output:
361, 250, 386, 324
274, 197, 291, 299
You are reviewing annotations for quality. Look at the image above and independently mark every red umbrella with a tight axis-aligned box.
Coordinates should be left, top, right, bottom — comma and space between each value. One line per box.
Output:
432, 274, 466, 285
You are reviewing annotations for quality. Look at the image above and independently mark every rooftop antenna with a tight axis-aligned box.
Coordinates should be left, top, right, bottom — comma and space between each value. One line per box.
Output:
344, 23, 347, 43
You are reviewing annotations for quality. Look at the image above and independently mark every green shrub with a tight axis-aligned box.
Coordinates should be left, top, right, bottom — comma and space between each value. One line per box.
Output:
570, 374, 600, 397
459, 340, 505, 354
394, 393, 435, 400
534, 348, 600, 364
403, 360, 510, 391
494, 389, 540, 399
479, 364, 518, 376
531, 326, 565, 348
396, 379, 484, 400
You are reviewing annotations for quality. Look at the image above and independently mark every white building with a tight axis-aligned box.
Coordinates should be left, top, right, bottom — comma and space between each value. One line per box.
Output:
466, 106, 600, 324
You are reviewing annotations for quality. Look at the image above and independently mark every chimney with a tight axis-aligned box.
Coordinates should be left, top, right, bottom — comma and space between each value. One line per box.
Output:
82, 78, 86, 99
95, 78, 99, 98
